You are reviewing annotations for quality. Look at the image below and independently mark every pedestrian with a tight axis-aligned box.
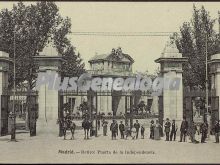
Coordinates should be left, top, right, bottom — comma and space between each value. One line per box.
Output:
110, 120, 118, 140
134, 120, 140, 139
200, 121, 208, 143
119, 121, 125, 139
164, 118, 171, 141
170, 119, 178, 141
154, 120, 161, 140
188, 121, 198, 143
214, 120, 220, 143
141, 125, 145, 139
150, 120, 155, 139
124, 123, 130, 140
102, 119, 108, 136
97, 119, 100, 131
179, 117, 188, 142
131, 126, 136, 140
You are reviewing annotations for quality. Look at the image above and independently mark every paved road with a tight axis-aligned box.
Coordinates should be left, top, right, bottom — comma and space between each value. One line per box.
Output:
0, 119, 220, 164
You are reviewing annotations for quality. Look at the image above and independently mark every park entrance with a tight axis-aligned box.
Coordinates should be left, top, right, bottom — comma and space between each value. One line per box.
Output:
58, 89, 152, 136
183, 88, 219, 132
0, 88, 38, 136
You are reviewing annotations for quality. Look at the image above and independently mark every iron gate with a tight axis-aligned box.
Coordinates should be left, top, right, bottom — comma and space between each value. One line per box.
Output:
58, 90, 98, 136
0, 89, 38, 136
183, 88, 219, 129
58, 89, 151, 136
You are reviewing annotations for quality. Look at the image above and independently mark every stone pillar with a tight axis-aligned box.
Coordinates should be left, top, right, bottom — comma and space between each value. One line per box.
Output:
34, 44, 62, 135
0, 51, 13, 136
97, 93, 111, 116
73, 96, 82, 114
117, 96, 125, 115
151, 96, 159, 115
155, 40, 187, 124
102, 95, 112, 115
209, 53, 220, 120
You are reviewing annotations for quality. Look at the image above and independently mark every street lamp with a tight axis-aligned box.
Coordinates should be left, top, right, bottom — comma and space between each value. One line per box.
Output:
205, 34, 208, 117
205, 33, 211, 139
10, 26, 17, 141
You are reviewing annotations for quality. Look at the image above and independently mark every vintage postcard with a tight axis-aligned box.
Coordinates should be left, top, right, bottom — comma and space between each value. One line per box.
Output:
0, 1, 220, 164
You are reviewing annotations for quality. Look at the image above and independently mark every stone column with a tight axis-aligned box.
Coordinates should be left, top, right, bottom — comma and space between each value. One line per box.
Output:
74, 96, 82, 114
155, 40, 187, 125
117, 96, 125, 115
151, 96, 159, 115
209, 53, 220, 120
0, 51, 13, 136
102, 95, 112, 115
34, 45, 62, 135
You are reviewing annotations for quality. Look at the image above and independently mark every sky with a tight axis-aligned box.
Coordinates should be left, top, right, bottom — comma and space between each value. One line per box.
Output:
0, 2, 220, 74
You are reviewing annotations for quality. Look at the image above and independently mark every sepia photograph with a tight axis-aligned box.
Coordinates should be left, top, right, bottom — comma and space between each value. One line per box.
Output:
0, 1, 220, 164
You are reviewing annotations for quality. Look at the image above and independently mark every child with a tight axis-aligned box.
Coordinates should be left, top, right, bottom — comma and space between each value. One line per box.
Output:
131, 127, 136, 140
141, 125, 145, 139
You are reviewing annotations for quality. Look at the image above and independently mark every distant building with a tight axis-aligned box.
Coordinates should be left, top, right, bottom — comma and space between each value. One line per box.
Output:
87, 47, 135, 116
70, 47, 158, 116
88, 47, 134, 78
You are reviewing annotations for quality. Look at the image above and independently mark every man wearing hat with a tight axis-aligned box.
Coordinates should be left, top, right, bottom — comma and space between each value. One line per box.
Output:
179, 117, 188, 142
134, 120, 140, 139
170, 119, 178, 141
164, 118, 171, 141
110, 119, 118, 140
119, 120, 125, 139
150, 120, 155, 139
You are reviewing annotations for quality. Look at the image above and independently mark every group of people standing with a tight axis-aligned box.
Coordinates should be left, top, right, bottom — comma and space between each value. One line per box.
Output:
99, 117, 220, 143
150, 119, 163, 140
101, 119, 145, 140
160, 117, 220, 144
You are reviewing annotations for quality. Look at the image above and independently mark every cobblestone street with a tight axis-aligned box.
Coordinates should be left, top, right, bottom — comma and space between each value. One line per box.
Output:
0, 119, 220, 164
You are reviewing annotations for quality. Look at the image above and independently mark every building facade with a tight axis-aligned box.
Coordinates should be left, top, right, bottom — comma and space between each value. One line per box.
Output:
87, 47, 134, 116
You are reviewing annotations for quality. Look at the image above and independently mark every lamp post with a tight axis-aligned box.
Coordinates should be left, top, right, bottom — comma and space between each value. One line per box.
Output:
205, 33, 211, 139
10, 27, 16, 141
205, 34, 208, 117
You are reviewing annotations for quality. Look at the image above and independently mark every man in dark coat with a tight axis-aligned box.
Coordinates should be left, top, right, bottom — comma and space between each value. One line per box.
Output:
110, 120, 118, 140
141, 125, 145, 139
200, 121, 208, 143
164, 118, 171, 141
150, 120, 155, 139
214, 120, 220, 143
134, 120, 140, 139
119, 121, 125, 139
179, 117, 188, 142
170, 119, 178, 141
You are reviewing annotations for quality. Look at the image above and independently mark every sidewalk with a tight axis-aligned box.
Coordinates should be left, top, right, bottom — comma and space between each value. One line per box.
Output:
0, 125, 219, 164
